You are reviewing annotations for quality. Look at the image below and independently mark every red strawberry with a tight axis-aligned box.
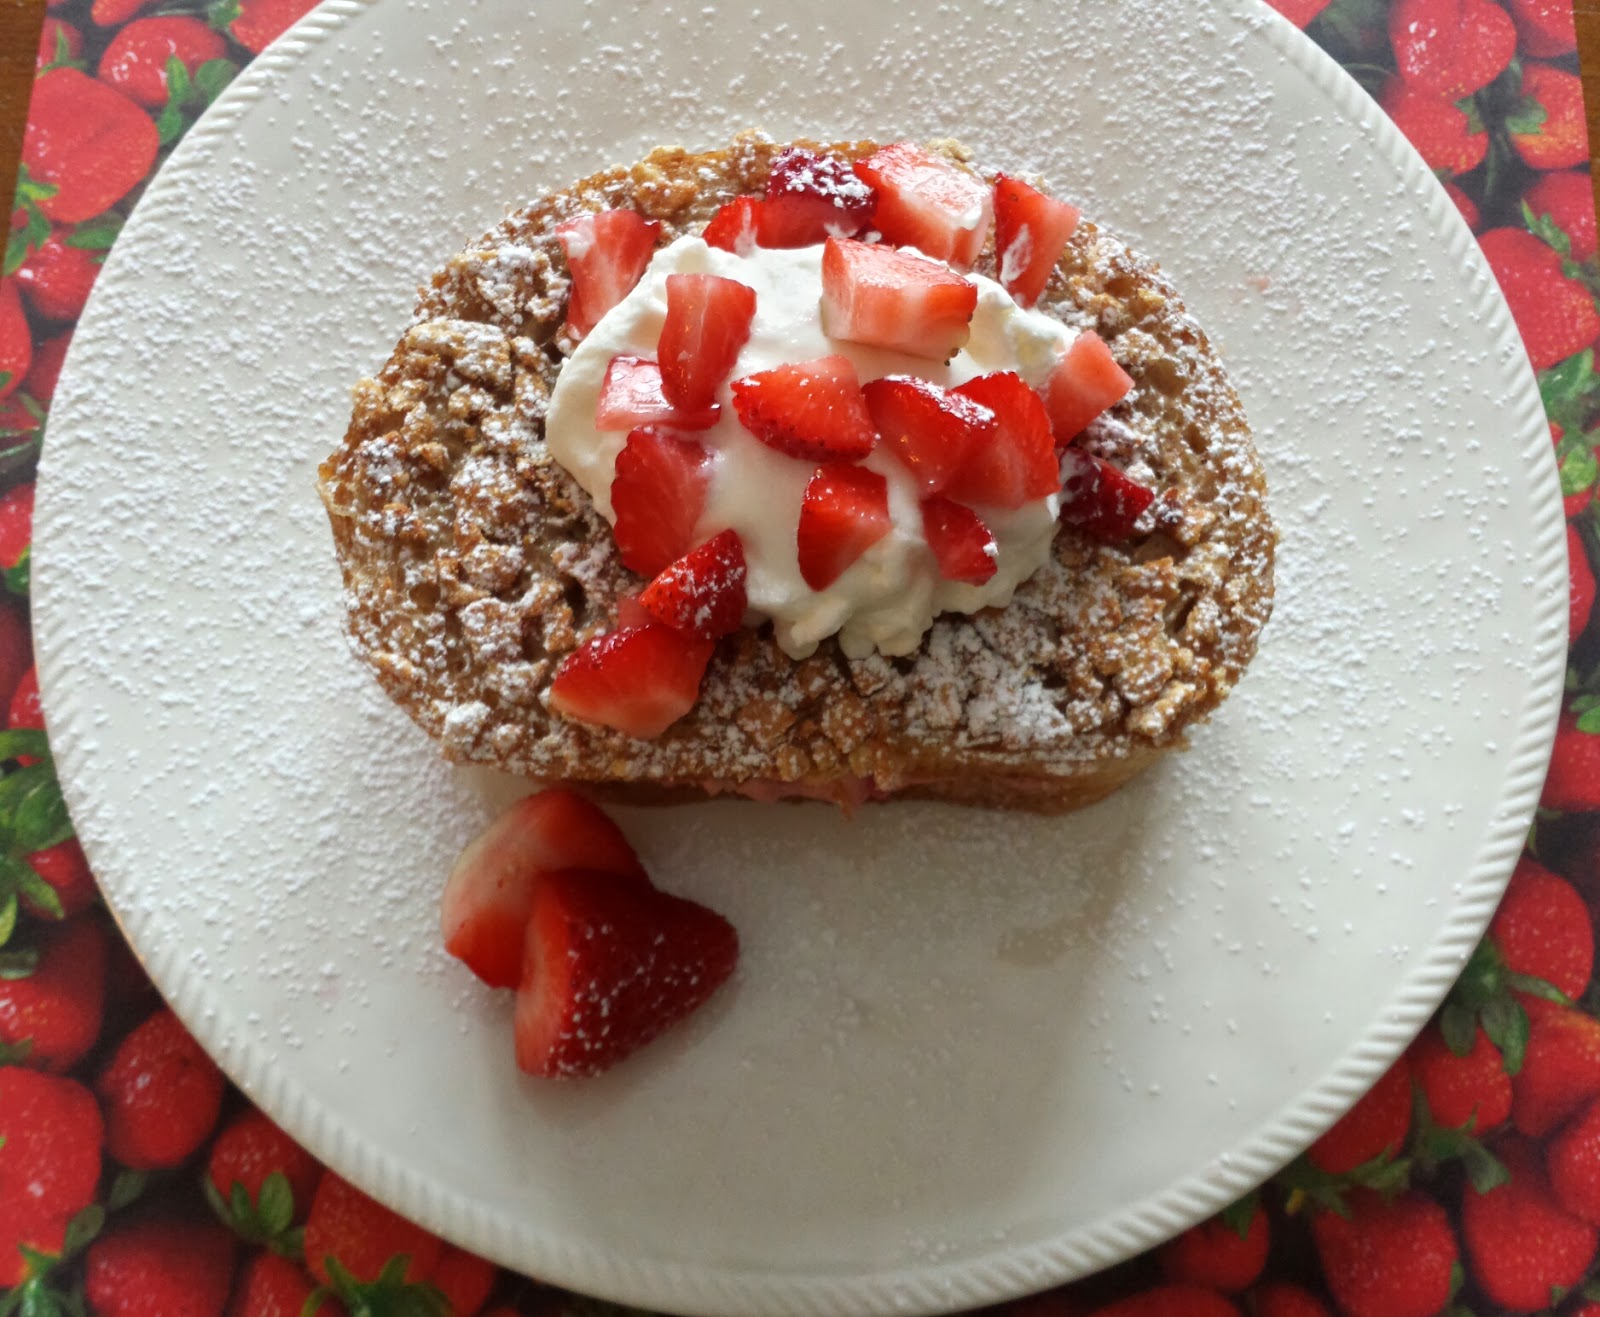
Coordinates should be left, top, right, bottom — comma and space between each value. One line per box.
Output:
0, 916, 107, 1070
1512, 64, 1591, 170
224, 0, 322, 55
0, 1066, 102, 1219
427, 1244, 496, 1316
658, 273, 756, 412
0, 481, 33, 574
594, 355, 719, 432
98, 17, 228, 110
1059, 450, 1156, 543
555, 210, 661, 340
0, 1201, 68, 1288
1548, 1096, 1600, 1224
1491, 855, 1593, 998
862, 374, 994, 494
1544, 712, 1600, 811
440, 789, 646, 989
992, 174, 1080, 308
24, 839, 97, 918
796, 462, 891, 590
228, 1250, 341, 1317
1307, 1054, 1412, 1174
1507, 0, 1577, 55
1247, 1283, 1331, 1317
1463, 1135, 1596, 1309
1157, 1200, 1269, 1293
304, 1172, 441, 1287
22, 69, 161, 224
90, 0, 156, 22
0, 280, 31, 402
1088, 1287, 1239, 1317
1377, 77, 1489, 174
819, 236, 978, 360
949, 371, 1059, 508
1571, 523, 1596, 643
97, 1006, 225, 1169
920, 495, 998, 584
23, 332, 69, 404
1263, 0, 1333, 25
35, 18, 82, 72
9, 665, 41, 734
1525, 170, 1597, 263
703, 196, 761, 256
514, 866, 737, 1077
548, 624, 714, 739
730, 354, 878, 462
205, 1108, 322, 1236
1310, 1189, 1457, 1317
638, 529, 747, 638
1388, 0, 1515, 98
1409, 1022, 1512, 1132
1512, 1001, 1600, 1134
852, 142, 993, 268
609, 426, 710, 577
756, 146, 875, 248
1442, 180, 1480, 232
1480, 227, 1600, 372
15, 224, 105, 324
86, 1217, 238, 1317
1045, 332, 1134, 443
0, 602, 30, 717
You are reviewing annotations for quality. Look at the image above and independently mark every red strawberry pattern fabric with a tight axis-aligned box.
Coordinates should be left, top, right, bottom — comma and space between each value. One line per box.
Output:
3, 0, 1600, 1313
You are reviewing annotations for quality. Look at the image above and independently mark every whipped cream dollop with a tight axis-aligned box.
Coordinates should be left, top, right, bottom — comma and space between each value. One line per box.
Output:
544, 235, 1075, 660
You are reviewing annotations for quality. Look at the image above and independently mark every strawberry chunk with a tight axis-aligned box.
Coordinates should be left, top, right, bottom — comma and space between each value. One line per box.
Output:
440, 790, 647, 989
862, 375, 995, 494
610, 427, 710, 576
555, 209, 661, 340
756, 146, 876, 248
993, 174, 1081, 308
658, 274, 757, 413
921, 495, 998, 584
702, 196, 762, 255
1044, 332, 1134, 443
948, 371, 1060, 508
595, 355, 720, 432
639, 529, 748, 639
730, 354, 878, 462
514, 867, 738, 1078
797, 463, 891, 589
1059, 448, 1155, 542
820, 237, 977, 361
852, 142, 993, 268
548, 623, 716, 739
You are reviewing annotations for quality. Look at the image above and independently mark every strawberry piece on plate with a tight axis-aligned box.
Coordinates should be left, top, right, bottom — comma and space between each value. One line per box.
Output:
730, 354, 878, 462
921, 495, 998, 584
852, 142, 994, 268
993, 174, 1081, 308
514, 867, 738, 1078
658, 273, 757, 413
755, 145, 876, 248
549, 623, 716, 739
596, 355, 720, 432
440, 790, 647, 989
1044, 332, 1134, 443
610, 426, 710, 576
555, 209, 661, 340
949, 371, 1060, 508
702, 196, 762, 256
1060, 448, 1156, 542
639, 529, 748, 639
797, 462, 892, 589
820, 237, 978, 360
862, 374, 995, 494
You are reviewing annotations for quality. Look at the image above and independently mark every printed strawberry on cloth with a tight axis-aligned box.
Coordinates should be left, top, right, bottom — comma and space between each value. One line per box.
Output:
3, 0, 1600, 1313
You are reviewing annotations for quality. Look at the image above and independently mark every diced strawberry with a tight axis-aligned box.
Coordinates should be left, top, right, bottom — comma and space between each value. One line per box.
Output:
820, 237, 978, 361
1044, 332, 1134, 443
852, 142, 993, 268
862, 375, 995, 494
514, 867, 738, 1078
755, 146, 876, 248
440, 790, 647, 989
921, 495, 997, 584
555, 209, 661, 340
993, 174, 1081, 308
702, 196, 762, 256
948, 371, 1060, 508
730, 354, 878, 462
610, 427, 710, 576
595, 355, 720, 431
639, 529, 747, 639
1059, 448, 1155, 542
548, 624, 715, 739
616, 593, 652, 629
658, 274, 757, 413
797, 463, 891, 589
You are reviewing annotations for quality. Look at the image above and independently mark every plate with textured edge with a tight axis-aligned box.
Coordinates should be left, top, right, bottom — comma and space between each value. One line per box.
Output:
32, 1, 1566, 1314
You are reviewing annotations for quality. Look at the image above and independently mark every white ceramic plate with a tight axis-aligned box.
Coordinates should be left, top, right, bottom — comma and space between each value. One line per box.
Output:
33, 1, 1568, 1313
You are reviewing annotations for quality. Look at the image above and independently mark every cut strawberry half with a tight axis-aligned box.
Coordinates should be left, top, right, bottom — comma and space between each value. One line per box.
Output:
1059, 448, 1155, 542
797, 462, 892, 589
702, 196, 762, 256
948, 371, 1060, 508
514, 867, 738, 1079
820, 237, 978, 361
993, 174, 1081, 308
851, 142, 994, 268
610, 426, 710, 576
555, 209, 662, 340
730, 354, 878, 462
639, 529, 748, 639
862, 375, 995, 495
440, 790, 647, 989
755, 146, 876, 248
1044, 332, 1134, 444
595, 355, 721, 432
920, 495, 998, 584
658, 274, 757, 413
548, 623, 716, 739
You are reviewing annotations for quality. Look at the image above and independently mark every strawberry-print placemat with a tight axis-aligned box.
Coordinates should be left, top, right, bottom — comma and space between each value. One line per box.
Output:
3, 1, 1599, 1315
